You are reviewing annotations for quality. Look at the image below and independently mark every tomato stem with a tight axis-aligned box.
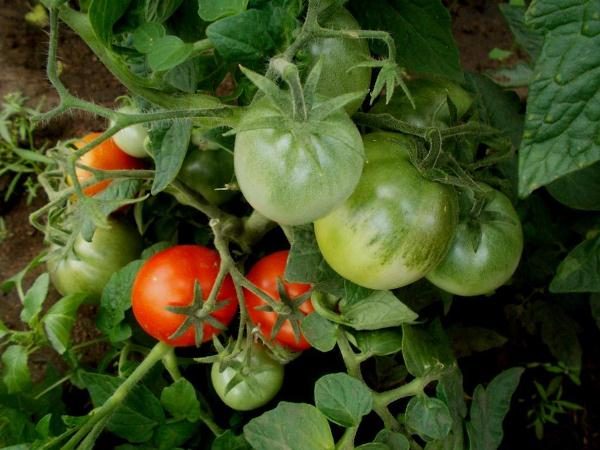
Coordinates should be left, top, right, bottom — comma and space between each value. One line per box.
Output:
335, 426, 358, 450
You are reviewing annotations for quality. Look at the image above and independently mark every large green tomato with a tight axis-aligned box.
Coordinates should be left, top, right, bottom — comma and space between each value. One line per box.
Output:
211, 344, 284, 411
426, 185, 523, 296
300, 7, 372, 115
314, 132, 458, 290
47, 218, 143, 301
370, 77, 473, 128
234, 97, 364, 225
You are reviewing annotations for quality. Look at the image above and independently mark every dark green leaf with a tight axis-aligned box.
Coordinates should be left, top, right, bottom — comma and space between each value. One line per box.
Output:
546, 161, 600, 211
147, 35, 194, 72
0, 404, 37, 445
550, 234, 600, 293
448, 326, 508, 358
1, 345, 31, 394
402, 320, 455, 378
145, 0, 183, 23
466, 367, 524, 450
301, 313, 337, 352
20, 272, 49, 325
43, 293, 88, 355
314, 373, 373, 427
355, 444, 389, 450
243, 402, 334, 450
374, 429, 410, 450
436, 368, 467, 420
199, 0, 249, 21
340, 290, 418, 330
0, 319, 8, 339
405, 395, 452, 441
498, 4, 543, 60
89, 0, 132, 45
160, 379, 201, 422
353, 328, 403, 357
212, 430, 252, 450
132, 23, 166, 53
591, 293, 600, 331
97, 260, 144, 343
348, 0, 462, 80
81, 372, 165, 443
153, 420, 197, 450
519, 0, 600, 196
151, 119, 192, 194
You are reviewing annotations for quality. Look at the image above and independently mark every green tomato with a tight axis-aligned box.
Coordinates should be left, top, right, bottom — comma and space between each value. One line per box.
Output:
370, 77, 473, 128
177, 147, 236, 205
314, 132, 458, 290
301, 7, 372, 115
234, 96, 364, 225
426, 186, 523, 296
211, 344, 284, 411
47, 218, 143, 302
111, 105, 149, 158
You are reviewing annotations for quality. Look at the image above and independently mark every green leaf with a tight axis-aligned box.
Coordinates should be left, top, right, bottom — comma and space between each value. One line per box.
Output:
151, 119, 192, 194
402, 320, 455, 378
132, 23, 166, 53
498, 4, 543, 60
243, 402, 335, 450
591, 293, 600, 331
314, 373, 373, 427
81, 372, 165, 443
147, 35, 194, 72
20, 272, 49, 325
546, 161, 600, 211
466, 367, 524, 450
448, 326, 508, 358
550, 233, 600, 293
301, 313, 337, 352
355, 444, 389, 450
153, 420, 197, 450
436, 368, 467, 420
374, 429, 410, 450
43, 293, 88, 354
0, 404, 37, 445
144, 0, 183, 23
89, 0, 132, 45
340, 290, 418, 330
97, 260, 144, 343
518, 0, 600, 196
160, 379, 201, 422
0, 319, 8, 339
353, 328, 403, 357
2, 345, 31, 394
212, 430, 252, 450
348, 0, 462, 80
198, 0, 249, 21
405, 395, 452, 441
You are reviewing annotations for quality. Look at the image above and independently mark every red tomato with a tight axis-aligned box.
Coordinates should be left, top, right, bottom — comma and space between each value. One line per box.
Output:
131, 245, 238, 347
75, 132, 145, 196
245, 250, 314, 351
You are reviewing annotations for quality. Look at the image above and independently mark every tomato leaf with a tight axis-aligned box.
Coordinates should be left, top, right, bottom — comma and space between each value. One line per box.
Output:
550, 233, 600, 293
546, 161, 600, 211
374, 430, 410, 450
498, 4, 543, 60
88, 0, 132, 45
518, 0, 600, 196
198, 0, 249, 21
132, 23, 166, 53
243, 402, 335, 450
301, 313, 337, 352
160, 379, 201, 422
348, 0, 462, 81
466, 367, 524, 450
43, 293, 88, 355
591, 294, 600, 331
352, 328, 404, 357
144, 0, 183, 23
1, 345, 31, 394
151, 119, 192, 194
212, 430, 252, 450
340, 290, 418, 330
147, 36, 194, 72
314, 373, 373, 427
447, 326, 508, 359
402, 320, 455, 378
20, 272, 49, 326
405, 395, 452, 441
153, 420, 197, 449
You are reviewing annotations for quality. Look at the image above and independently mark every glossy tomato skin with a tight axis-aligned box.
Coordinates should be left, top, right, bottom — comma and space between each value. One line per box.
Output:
177, 147, 235, 205
314, 132, 459, 290
132, 245, 237, 347
370, 77, 473, 128
211, 344, 284, 411
47, 218, 143, 302
426, 186, 523, 296
110, 105, 149, 158
245, 251, 314, 351
234, 97, 364, 225
75, 132, 146, 196
302, 7, 371, 115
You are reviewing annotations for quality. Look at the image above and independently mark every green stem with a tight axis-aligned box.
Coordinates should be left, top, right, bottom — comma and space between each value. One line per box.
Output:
63, 341, 171, 450
239, 210, 275, 249
162, 348, 182, 381
373, 376, 432, 407
336, 426, 357, 450
336, 331, 362, 381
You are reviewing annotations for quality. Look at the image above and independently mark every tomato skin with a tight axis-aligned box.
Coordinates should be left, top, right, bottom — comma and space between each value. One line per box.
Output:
47, 218, 143, 302
234, 97, 364, 225
110, 105, 149, 158
245, 251, 314, 351
211, 344, 284, 411
370, 77, 473, 128
75, 132, 146, 196
302, 8, 371, 115
131, 245, 238, 347
177, 147, 235, 205
314, 132, 459, 290
426, 186, 523, 296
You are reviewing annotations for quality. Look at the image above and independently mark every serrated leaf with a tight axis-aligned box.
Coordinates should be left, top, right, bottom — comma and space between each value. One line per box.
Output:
151, 119, 192, 194
20, 272, 49, 325
550, 233, 600, 293
43, 293, 88, 354
405, 395, 452, 441
160, 379, 201, 422
147, 35, 194, 72
1, 345, 31, 394
314, 373, 373, 427
198, 0, 248, 21
518, 0, 600, 196
301, 313, 337, 352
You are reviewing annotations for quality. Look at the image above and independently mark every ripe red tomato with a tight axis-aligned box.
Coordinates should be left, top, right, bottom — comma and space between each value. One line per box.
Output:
75, 132, 145, 196
131, 245, 238, 347
244, 251, 314, 351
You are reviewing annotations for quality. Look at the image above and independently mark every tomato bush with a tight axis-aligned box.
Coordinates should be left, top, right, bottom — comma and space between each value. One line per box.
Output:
131, 245, 238, 347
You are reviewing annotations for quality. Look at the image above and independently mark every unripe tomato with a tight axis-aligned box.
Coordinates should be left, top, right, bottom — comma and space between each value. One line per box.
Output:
110, 105, 149, 158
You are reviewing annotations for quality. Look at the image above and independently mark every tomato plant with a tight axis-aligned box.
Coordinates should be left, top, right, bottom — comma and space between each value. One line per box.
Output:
245, 251, 314, 351
46, 218, 142, 301
315, 132, 459, 289
211, 344, 284, 411
131, 245, 238, 347
178, 147, 235, 205
110, 105, 149, 158
74, 132, 146, 196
